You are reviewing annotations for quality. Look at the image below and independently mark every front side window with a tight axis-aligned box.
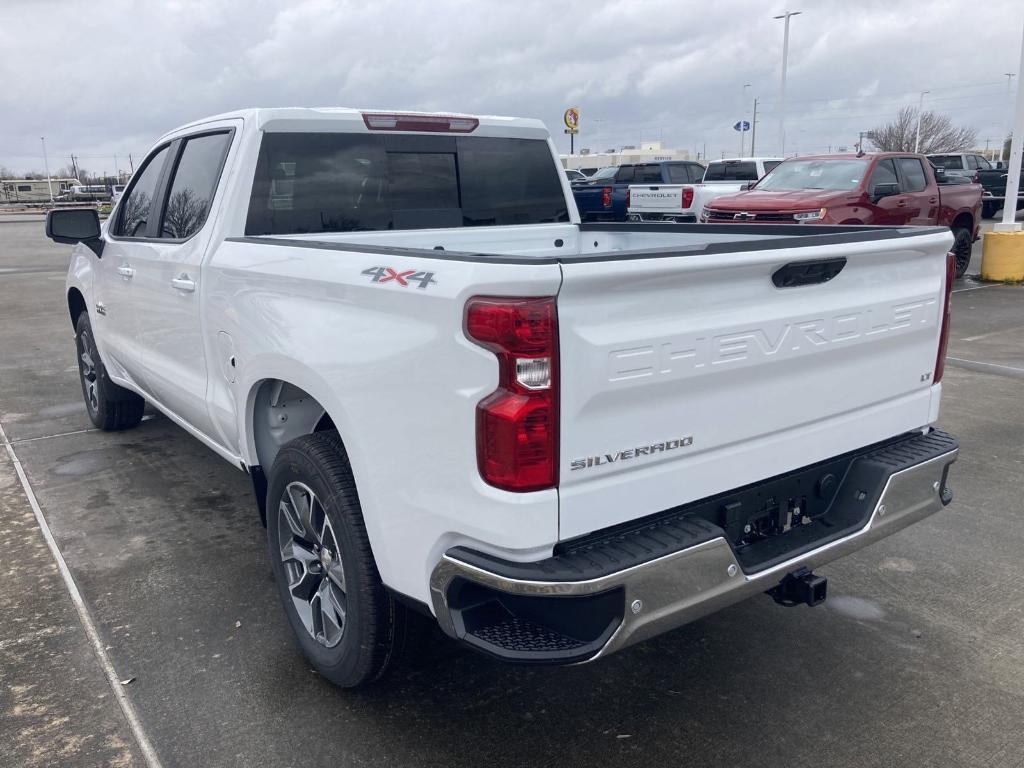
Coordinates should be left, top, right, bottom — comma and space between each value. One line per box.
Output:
246, 133, 569, 235
614, 166, 635, 183
976, 156, 992, 170
762, 160, 782, 175
897, 158, 927, 192
115, 145, 170, 237
868, 158, 899, 189
161, 132, 232, 239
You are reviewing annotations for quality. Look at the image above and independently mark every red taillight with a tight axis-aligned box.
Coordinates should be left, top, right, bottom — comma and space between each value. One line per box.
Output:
934, 251, 955, 384
361, 113, 479, 133
681, 186, 694, 209
465, 297, 558, 492
601, 187, 612, 208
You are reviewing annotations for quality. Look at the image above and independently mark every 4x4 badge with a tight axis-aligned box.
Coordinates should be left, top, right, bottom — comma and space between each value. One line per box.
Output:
361, 266, 436, 289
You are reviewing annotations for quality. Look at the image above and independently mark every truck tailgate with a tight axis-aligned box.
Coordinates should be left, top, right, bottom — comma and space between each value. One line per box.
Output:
556, 229, 951, 540
629, 185, 692, 213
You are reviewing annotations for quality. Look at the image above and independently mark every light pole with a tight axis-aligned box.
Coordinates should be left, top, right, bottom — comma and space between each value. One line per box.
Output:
1004, 72, 1016, 163
774, 10, 801, 156
740, 83, 751, 158
996, 27, 1024, 231
40, 137, 53, 204
914, 90, 930, 153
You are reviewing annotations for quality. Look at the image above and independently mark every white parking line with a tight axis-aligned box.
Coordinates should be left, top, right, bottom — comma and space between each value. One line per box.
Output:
946, 357, 1024, 374
0, 420, 164, 768
952, 283, 1002, 293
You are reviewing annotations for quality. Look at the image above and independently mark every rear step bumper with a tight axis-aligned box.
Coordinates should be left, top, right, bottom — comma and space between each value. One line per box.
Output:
429, 430, 958, 664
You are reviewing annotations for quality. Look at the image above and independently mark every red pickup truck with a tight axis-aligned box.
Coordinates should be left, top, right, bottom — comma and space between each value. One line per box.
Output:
702, 153, 982, 277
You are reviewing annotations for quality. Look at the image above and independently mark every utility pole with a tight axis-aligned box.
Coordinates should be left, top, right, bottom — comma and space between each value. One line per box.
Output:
740, 83, 751, 158
774, 10, 801, 156
40, 137, 54, 203
914, 90, 930, 153
69, 154, 79, 180
750, 98, 759, 156
128, 154, 134, 173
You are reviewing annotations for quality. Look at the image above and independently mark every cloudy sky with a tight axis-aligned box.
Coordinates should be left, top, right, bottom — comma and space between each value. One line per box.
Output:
1, 0, 1022, 175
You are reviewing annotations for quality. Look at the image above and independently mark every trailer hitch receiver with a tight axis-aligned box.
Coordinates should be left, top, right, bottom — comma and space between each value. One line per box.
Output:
768, 567, 828, 607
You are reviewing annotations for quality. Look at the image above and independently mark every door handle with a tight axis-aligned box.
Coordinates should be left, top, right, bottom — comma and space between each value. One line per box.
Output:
928, 197, 938, 204
896, 199, 907, 207
171, 275, 196, 292
117, 265, 135, 278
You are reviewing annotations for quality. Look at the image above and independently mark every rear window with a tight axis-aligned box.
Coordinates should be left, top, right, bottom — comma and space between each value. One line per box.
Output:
246, 133, 569, 234
703, 161, 759, 181
930, 155, 964, 170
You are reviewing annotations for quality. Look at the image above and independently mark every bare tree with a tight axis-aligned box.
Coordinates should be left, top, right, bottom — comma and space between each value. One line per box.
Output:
869, 107, 977, 154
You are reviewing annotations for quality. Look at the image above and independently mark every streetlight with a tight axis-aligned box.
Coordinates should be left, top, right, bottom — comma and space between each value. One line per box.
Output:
1004, 72, 1016, 162
914, 90, 930, 153
40, 137, 53, 204
774, 10, 801, 156
740, 83, 751, 158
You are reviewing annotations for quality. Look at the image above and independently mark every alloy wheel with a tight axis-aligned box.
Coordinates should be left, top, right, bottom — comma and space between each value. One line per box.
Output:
277, 481, 348, 648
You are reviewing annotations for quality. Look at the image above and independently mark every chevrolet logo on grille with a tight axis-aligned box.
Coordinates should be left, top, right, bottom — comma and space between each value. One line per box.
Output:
733, 212, 756, 220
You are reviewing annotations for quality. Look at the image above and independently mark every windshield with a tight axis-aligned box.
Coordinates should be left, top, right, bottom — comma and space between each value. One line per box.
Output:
929, 155, 963, 170
754, 159, 870, 191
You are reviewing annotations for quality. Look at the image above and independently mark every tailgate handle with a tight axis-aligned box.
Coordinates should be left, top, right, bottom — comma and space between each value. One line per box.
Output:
772, 257, 847, 288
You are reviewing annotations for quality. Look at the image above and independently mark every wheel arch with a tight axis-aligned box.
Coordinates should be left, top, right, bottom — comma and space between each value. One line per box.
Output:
67, 287, 87, 328
950, 211, 974, 234
241, 365, 353, 525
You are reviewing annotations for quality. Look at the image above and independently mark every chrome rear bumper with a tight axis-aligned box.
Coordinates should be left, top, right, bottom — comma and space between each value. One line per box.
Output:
429, 439, 957, 663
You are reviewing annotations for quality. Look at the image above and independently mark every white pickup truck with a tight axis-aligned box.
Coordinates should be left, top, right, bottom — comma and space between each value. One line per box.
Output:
47, 108, 958, 688
628, 157, 783, 222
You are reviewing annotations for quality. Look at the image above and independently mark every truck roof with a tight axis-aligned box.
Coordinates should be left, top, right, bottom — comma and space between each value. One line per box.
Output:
158, 107, 549, 143
787, 152, 923, 161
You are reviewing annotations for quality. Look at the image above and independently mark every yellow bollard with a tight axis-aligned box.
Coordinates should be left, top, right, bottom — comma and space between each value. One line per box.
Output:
981, 230, 1024, 281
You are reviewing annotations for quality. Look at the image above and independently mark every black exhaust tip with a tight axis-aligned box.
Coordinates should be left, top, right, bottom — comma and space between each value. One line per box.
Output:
768, 567, 827, 607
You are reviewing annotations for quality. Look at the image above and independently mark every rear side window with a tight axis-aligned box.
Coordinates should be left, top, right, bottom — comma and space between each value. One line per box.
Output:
114, 145, 170, 237
246, 134, 568, 234
965, 155, 978, 170
703, 161, 758, 181
897, 158, 927, 192
161, 132, 232, 239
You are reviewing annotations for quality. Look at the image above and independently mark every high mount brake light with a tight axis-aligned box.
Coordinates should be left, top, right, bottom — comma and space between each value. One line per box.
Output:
934, 251, 956, 384
465, 297, 558, 492
361, 113, 479, 133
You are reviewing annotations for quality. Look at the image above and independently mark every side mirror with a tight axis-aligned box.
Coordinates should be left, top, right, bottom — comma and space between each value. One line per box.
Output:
871, 182, 900, 202
933, 166, 947, 182
46, 208, 103, 256
995, 161, 1005, 169
739, 182, 753, 191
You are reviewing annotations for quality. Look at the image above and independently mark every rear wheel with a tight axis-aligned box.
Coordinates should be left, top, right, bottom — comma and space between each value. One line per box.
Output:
951, 227, 972, 279
267, 430, 427, 688
74, 312, 145, 431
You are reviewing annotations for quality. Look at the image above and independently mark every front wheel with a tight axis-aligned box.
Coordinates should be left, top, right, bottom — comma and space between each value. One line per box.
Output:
981, 201, 998, 220
74, 312, 145, 430
267, 431, 425, 688
951, 227, 972, 279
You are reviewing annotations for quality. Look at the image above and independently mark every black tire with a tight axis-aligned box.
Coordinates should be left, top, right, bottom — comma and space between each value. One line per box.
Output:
981, 201, 998, 220
74, 312, 145, 431
951, 227, 972, 279
267, 430, 426, 688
